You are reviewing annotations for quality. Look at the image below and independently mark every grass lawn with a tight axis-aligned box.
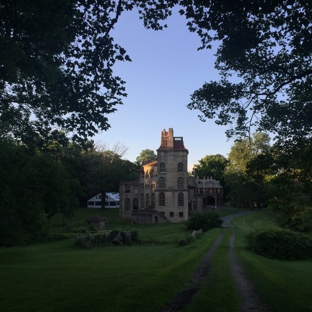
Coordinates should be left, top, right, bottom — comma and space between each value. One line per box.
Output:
0, 208, 224, 312
184, 227, 240, 312
2, 208, 312, 311
232, 211, 312, 312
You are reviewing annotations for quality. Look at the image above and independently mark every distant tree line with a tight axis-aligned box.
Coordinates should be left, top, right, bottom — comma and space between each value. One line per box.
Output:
0, 133, 137, 246
194, 133, 312, 234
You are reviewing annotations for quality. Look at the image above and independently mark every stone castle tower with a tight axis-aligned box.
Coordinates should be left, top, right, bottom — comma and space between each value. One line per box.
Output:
119, 128, 223, 223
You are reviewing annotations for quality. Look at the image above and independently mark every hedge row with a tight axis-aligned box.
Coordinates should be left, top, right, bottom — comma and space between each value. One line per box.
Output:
246, 229, 312, 260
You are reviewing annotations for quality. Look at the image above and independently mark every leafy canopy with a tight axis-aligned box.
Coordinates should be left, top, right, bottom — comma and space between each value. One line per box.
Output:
0, 0, 130, 142
135, 149, 157, 166
225, 133, 271, 208
2, 0, 311, 146
183, 0, 312, 143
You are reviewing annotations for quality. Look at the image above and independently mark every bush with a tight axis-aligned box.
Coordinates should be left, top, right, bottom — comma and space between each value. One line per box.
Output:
65, 223, 98, 234
246, 229, 312, 260
186, 211, 222, 232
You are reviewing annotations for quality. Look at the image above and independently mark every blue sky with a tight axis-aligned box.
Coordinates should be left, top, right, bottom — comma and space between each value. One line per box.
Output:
94, 9, 236, 170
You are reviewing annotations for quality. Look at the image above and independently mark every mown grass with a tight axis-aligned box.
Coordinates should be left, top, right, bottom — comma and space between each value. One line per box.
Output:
184, 227, 240, 312
4, 208, 311, 312
50, 208, 190, 244
0, 208, 224, 312
50, 208, 130, 230
232, 211, 312, 312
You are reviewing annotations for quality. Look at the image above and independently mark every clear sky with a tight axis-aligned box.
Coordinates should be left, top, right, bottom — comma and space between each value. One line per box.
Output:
94, 9, 236, 170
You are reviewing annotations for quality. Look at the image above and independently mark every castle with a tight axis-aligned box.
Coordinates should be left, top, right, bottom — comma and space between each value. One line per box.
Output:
119, 128, 223, 223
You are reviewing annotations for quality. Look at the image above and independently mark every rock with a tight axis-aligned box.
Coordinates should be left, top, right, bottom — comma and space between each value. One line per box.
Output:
191, 229, 203, 238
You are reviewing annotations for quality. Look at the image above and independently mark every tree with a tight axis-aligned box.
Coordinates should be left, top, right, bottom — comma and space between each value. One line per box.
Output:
81, 148, 137, 208
193, 154, 229, 196
0, 139, 78, 245
0, 0, 131, 143
3, 1, 311, 146
247, 141, 312, 232
225, 133, 271, 208
135, 149, 157, 166
182, 0, 312, 144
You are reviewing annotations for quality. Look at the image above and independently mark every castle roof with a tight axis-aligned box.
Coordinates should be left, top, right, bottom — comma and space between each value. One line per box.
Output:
157, 137, 188, 152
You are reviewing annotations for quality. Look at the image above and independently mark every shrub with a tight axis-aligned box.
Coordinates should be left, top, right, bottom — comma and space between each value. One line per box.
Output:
65, 223, 98, 234
246, 229, 312, 260
186, 211, 222, 232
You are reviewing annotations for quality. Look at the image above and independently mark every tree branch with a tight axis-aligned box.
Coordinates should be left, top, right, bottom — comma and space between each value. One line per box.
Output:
92, 0, 123, 68
261, 68, 312, 98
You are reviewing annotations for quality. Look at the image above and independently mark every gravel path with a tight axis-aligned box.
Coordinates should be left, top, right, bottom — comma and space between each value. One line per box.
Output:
160, 211, 271, 312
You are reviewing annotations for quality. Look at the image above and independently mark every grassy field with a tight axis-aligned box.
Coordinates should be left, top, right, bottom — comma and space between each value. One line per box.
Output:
1, 208, 312, 311
184, 226, 241, 312
187, 211, 312, 312
232, 212, 312, 312
0, 208, 223, 312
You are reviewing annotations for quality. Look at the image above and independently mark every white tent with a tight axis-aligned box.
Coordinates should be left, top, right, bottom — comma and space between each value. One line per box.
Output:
87, 192, 120, 208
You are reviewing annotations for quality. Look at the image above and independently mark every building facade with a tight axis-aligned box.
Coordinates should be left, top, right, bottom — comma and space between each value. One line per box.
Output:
119, 128, 223, 223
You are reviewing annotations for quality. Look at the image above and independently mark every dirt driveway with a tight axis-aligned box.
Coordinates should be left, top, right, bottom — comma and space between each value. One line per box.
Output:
160, 211, 271, 312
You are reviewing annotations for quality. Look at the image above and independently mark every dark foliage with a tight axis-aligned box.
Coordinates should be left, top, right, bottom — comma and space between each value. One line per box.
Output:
186, 211, 222, 232
274, 208, 312, 234
246, 229, 312, 260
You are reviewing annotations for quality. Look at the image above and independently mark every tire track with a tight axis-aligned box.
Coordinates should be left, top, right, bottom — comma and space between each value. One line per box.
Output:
229, 230, 271, 312
160, 228, 227, 312
160, 211, 271, 312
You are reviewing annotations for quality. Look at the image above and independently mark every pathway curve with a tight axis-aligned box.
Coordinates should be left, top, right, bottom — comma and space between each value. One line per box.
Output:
160, 211, 271, 312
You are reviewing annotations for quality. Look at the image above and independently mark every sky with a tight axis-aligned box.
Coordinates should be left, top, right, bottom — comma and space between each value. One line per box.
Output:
93, 9, 236, 170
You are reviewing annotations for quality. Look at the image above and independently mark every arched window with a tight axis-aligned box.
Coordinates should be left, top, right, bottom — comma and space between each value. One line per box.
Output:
178, 192, 184, 206
133, 198, 138, 210
146, 194, 150, 208
177, 177, 183, 188
159, 192, 165, 206
141, 193, 144, 209
125, 198, 131, 211
151, 193, 155, 208
159, 177, 165, 188
160, 162, 165, 173
178, 162, 183, 172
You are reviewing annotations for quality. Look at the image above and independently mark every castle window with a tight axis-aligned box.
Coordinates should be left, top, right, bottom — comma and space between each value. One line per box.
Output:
159, 192, 165, 206
125, 198, 130, 211
170, 212, 174, 217
151, 193, 155, 208
177, 177, 183, 188
161, 211, 165, 216
146, 194, 150, 207
141, 193, 144, 209
133, 198, 138, 210
159, 177, 166, 188
179, 212, 184, 217
160, 162, 165, 173
178, 162, 183, 172
178, 192, 184, 206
